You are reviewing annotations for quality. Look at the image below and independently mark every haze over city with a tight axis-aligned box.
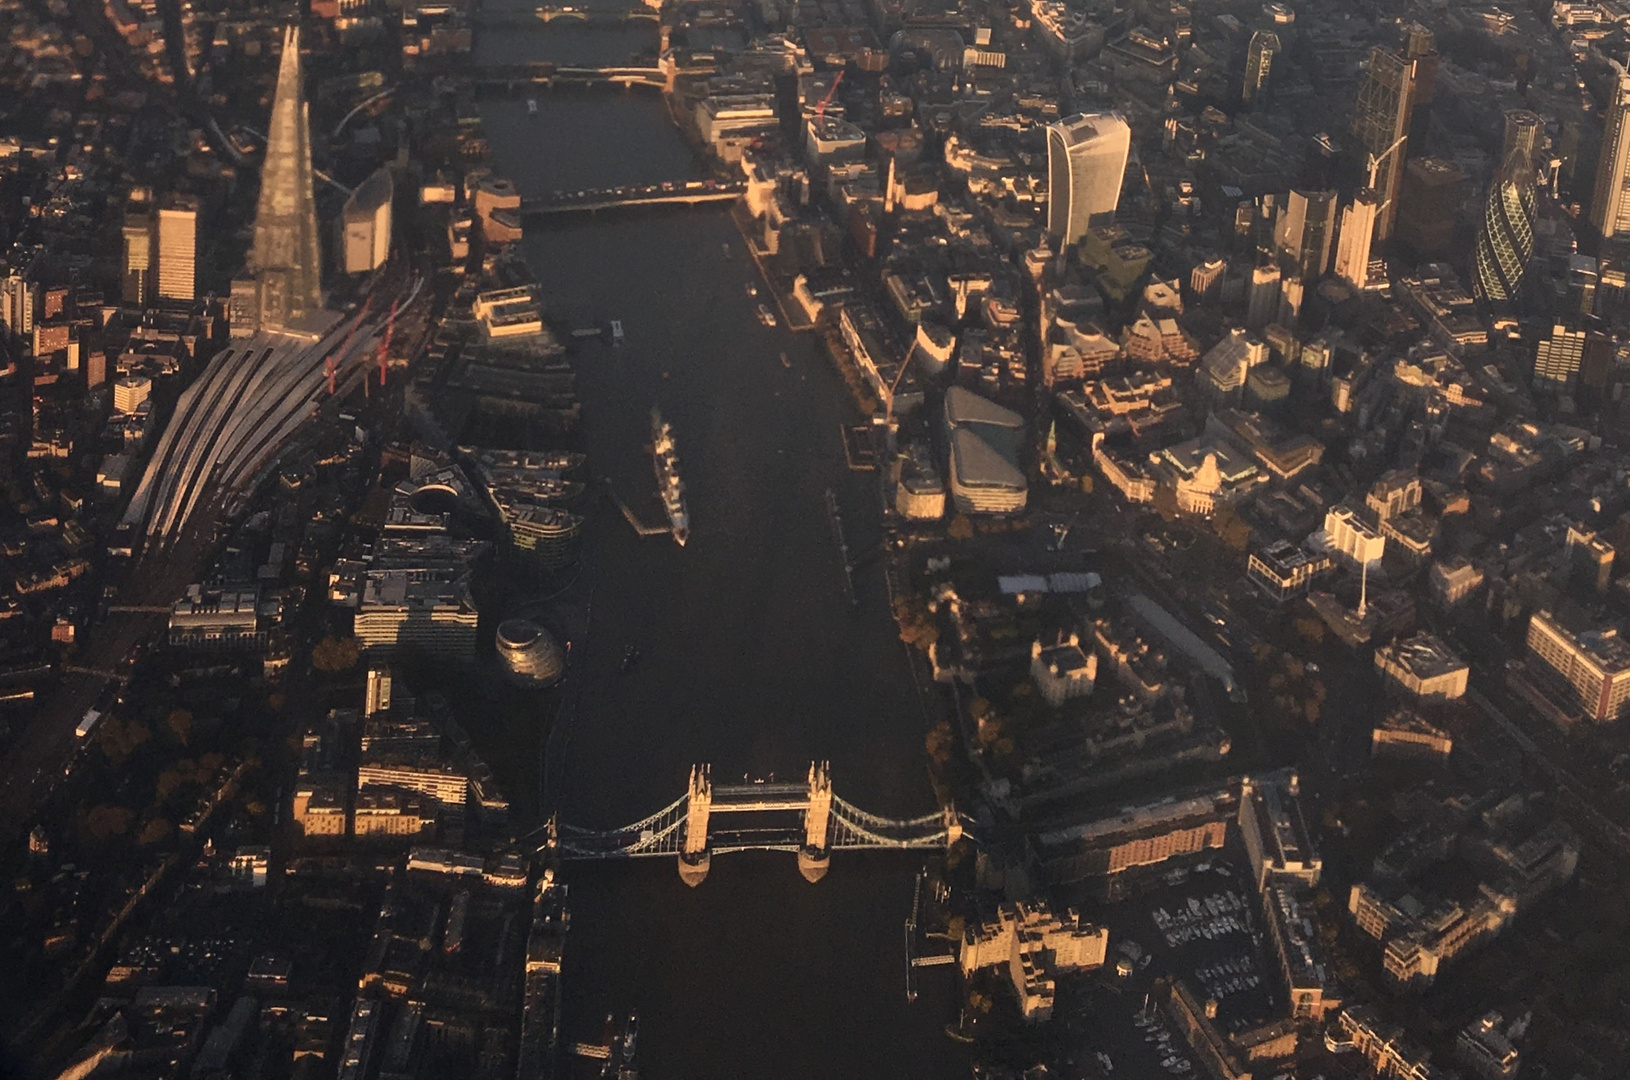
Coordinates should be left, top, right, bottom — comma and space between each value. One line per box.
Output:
0, 0, 1628, 1076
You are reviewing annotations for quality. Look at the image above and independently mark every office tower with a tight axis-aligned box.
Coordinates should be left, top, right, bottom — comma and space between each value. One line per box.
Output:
121, 189, 156, 306
1247, 263, 1281, 329
1526, 609, 1630, 721
1350, 24, 1438, 243
1046, 112, 1132, 247
1593, 58, 1630, 243
1503, 109, 1545, 167
1472, 114, 1539, 307
1274, 189, 1337, 280
1334, 189, 1380, 290
0, 271, 33, 340
1243, 29, 1280, 107
340, 167, 393, 274
247, 24, 323, 330
1396, 157, 1464, 257
1278, 276, 1304, 326
156, 193, 198, 302
1534, 324, 1586, 386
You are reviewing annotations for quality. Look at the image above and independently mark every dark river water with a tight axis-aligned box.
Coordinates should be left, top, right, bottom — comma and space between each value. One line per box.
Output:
473, 24, 969, 1080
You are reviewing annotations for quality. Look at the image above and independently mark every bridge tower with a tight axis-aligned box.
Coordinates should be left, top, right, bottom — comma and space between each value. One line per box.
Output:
943, 803, 963, 846
679, 764, 712, 886
798, 760, 833, 883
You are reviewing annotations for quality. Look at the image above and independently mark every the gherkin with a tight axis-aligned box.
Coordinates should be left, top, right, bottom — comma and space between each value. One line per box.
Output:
1471, 117, 1540, 307
248, 24, 323, 329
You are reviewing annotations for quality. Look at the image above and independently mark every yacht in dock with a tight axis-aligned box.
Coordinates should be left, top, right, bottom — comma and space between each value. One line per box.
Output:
610, 319, 625, 345
650, 408, 690, 547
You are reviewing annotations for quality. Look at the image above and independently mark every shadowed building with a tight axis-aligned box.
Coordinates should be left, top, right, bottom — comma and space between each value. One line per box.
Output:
1396, 157, 1463, 258
1349, 24, 1438, 243
1243, 29, 1280, 108
121, 189, 156, 306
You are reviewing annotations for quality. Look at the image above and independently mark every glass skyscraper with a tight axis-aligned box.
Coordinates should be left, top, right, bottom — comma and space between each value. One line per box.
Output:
1045, 112, 1132, 247
1591, 57, 1630, 244
247, 24, 324, 331
1471, 109, 1541, 306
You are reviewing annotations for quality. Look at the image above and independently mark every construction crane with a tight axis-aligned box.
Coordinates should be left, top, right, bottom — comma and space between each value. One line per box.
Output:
325, 298, 371, 396
814, 70, 844, 126
377, 297, 398, 388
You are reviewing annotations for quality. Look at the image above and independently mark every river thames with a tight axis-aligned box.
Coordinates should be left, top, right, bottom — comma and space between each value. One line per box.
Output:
472, 26, 969, 1079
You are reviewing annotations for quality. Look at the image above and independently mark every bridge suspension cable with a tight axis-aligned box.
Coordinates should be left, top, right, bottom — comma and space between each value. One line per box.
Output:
830, 796, 946, 831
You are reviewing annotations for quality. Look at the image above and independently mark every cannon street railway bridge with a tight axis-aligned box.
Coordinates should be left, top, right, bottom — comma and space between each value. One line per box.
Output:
540, 762, 965, 885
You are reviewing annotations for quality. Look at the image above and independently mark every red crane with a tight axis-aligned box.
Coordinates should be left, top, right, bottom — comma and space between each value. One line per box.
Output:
377, 297, 398, 388
814, 70, 844, 126
325, 297, 371, 396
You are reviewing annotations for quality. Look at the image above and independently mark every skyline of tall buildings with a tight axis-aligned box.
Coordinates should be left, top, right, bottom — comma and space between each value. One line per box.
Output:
1045, 111, 1131, 248
245, 24, 324, 332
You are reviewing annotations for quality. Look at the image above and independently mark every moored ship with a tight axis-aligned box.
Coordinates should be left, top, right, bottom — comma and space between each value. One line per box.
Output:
650, 408, 689, 546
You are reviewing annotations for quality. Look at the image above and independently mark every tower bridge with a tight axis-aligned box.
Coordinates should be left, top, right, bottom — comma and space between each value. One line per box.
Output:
543, 762, 965, 885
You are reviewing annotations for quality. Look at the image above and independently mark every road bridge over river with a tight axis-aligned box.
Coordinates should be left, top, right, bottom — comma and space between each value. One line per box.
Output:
537, 762, 965, 885
520, 180, 745, 217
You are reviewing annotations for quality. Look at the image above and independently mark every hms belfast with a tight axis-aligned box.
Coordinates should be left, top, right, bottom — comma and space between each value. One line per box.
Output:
122, 25, 409, 551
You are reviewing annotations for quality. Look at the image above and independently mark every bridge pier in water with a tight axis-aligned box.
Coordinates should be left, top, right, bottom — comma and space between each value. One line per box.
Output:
678, 763, 712, 887
797, 761, 833, 883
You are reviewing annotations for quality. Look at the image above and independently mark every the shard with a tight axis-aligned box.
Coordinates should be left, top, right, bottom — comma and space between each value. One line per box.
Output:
248, 24, 323, 330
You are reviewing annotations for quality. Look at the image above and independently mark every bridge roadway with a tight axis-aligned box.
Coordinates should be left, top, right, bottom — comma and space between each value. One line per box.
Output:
520, 182, 744, 217
472, 61, 718, 90
474, 6, 660, 26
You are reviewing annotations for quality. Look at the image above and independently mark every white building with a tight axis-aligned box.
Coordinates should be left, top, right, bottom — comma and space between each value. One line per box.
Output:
1334, 189, 1380, 290
341, 168, 393, 275
113, 374, 152, 415
1374, 632, 1469, 701
1322, 504, 1385, 569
